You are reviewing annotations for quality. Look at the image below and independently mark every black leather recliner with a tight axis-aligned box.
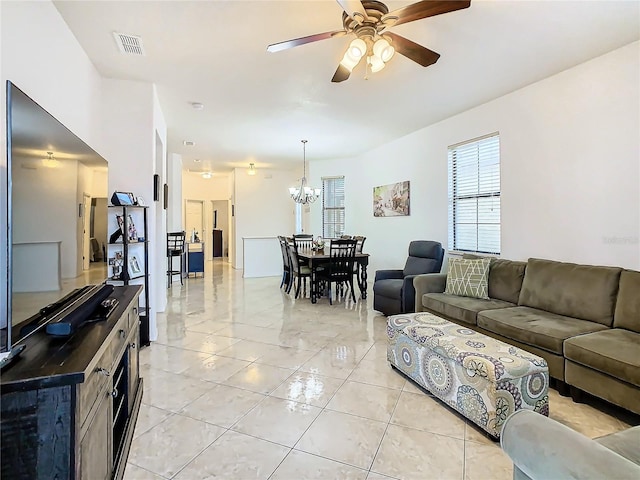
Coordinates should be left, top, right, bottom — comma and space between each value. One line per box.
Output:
373, 240, 445, 316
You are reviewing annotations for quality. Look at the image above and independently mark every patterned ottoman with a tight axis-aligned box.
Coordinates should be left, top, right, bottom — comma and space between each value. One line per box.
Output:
387, 312, 549, 438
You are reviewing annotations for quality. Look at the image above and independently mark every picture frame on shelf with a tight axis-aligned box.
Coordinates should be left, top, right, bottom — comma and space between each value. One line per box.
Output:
127, 215, 137, 241
129, 256, 142, 276
108, 252, 124, 280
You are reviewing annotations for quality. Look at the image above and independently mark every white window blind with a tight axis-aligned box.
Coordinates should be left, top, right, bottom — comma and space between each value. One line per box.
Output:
322, 176, 345, 238
448, 134, 501, 254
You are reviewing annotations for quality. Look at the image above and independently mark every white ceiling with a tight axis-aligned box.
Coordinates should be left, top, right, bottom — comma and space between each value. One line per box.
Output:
53, 0, 640, 175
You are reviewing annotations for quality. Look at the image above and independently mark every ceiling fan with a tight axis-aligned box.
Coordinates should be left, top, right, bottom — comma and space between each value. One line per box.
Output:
267, 0, 471, 82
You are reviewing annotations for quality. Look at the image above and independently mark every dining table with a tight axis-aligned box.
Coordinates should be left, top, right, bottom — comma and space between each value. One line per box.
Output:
296, 249, 370, 304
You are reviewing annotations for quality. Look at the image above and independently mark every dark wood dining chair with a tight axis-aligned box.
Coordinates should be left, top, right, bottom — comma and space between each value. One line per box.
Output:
293, 234, 314, 250
293, 234, 314, 266
353, 236, 366, 253
277, 236, 292, 291
288, 240, 311, 298
315, 239, 357, 304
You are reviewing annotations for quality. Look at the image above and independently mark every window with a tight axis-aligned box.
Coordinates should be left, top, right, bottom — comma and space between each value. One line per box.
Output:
322, 176, 345, 238
448, 134, 501, 254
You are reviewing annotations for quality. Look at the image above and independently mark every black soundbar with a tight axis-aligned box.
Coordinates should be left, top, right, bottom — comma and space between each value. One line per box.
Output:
19, 285, 94, 338
46, 284, 115, 337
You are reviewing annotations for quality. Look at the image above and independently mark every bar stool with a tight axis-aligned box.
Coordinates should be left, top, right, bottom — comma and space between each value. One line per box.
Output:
167, 231, 186, 287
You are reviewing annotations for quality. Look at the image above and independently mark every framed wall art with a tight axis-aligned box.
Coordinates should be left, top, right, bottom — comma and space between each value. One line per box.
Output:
373, 181, 410, 217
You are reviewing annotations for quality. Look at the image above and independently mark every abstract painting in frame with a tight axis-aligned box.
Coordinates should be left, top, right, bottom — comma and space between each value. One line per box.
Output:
373, 181, 410, 217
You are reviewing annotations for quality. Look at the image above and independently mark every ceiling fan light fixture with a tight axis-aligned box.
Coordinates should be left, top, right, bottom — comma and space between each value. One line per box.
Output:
348, 38, 367, 59
340, 51, 359, 71
368, 55, 385, 73
373, 38, 395, 62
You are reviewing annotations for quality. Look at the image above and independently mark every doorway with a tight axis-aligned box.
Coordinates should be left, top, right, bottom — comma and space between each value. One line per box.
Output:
211, 200, 229, 258
185, 200, 205, 246
82, 194, 92, 271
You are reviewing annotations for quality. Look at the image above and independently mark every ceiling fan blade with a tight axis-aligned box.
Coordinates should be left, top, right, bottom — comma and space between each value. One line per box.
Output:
385, 0, 471, 27
336, 0, 368, 23
385, 32, 440, 67
267, 30, 347, 53
331, 64, 351, 83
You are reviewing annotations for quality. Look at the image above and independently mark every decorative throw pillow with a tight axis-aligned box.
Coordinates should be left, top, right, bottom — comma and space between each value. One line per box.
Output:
445, 257, 491, 299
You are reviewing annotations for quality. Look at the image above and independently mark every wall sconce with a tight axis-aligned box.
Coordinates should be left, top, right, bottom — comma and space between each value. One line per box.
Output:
202, 172, 212, 179
248, 163, 256, 176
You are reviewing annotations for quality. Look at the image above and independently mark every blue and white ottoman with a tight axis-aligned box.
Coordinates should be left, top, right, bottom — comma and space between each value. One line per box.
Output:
387, 312, 549, 438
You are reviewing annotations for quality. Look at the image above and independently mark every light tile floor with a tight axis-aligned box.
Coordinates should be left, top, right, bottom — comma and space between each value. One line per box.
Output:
125, 259, 634, 480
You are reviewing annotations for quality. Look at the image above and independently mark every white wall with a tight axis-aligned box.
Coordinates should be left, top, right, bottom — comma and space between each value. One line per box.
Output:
167, 153, 183, 231
102, 79, 167, 340
233, 168, 298, 269
152, 93, 168, 319
311, 41, 640, 272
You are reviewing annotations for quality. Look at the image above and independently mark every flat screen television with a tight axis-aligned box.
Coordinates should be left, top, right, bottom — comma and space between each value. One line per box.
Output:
1, 81, 109, 363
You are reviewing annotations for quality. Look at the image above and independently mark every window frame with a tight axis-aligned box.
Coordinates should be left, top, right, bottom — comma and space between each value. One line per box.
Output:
322, 176, 345, 239
448, 133, 501, 256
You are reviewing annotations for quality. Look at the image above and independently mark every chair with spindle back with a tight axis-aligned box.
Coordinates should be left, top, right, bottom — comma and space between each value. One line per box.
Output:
315, 239, 357, 304
288, 239, 311, 298
167, 231, 186, 287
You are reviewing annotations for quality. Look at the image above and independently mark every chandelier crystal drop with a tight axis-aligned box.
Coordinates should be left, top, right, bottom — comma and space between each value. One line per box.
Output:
289, 140, 321, 204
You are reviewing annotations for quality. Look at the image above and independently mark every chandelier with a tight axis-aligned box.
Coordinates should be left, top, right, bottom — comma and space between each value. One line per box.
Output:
289, 140, 321, 204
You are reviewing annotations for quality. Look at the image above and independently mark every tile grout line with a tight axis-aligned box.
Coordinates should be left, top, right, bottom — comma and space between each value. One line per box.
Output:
365, 372, 404, 477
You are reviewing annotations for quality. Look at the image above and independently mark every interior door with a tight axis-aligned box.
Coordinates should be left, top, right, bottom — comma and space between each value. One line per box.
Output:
185, 200, 204, 245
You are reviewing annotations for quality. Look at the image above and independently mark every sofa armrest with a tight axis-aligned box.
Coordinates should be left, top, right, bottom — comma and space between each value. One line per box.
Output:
401, 275, 418, 313
413, 273, 447, 312
501, 410, 640, 480
375, 269, 404, 282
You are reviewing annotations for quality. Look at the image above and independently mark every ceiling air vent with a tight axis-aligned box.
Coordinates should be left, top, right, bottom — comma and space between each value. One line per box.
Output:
113, 32, 146, 56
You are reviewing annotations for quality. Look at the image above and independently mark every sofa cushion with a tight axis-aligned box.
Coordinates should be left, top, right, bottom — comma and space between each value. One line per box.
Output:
463, 254, 527, 304
423, 292, 516, 326
596, 426, 640, 465
445, 257, 491, 299
489, 259, 527, 304
518, 258, 621, 326
613, 270, 640, 333
478, 306, 609, 355
564, 329, 640, 387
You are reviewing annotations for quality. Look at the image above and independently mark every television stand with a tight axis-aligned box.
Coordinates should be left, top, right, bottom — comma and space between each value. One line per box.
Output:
1, 286, 143, 480
0, 344, 26, 370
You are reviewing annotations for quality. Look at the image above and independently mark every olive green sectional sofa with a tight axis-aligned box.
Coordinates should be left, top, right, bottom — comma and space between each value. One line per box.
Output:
501, 410, 640, 479
413, 257, 640, 414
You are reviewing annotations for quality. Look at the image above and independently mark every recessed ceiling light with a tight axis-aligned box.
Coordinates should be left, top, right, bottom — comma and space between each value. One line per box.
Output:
183, 140, 195, 146
191, 102, 204, 110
